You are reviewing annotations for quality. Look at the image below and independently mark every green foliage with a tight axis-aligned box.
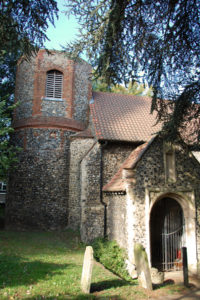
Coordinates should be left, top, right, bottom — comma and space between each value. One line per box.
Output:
0, 0, 58, 100
92, 238, 133, 282
92, 77, 111, 92
65, 0, 200, 142
93, 78, 153, 96
125, 82, 153, 97
0, 97, 21, 181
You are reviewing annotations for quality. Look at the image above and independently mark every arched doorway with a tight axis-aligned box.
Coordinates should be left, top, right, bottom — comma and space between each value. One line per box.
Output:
150, 197, 184, 271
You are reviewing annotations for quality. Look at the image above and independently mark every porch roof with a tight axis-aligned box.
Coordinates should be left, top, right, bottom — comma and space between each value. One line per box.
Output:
103, 137, 155, 192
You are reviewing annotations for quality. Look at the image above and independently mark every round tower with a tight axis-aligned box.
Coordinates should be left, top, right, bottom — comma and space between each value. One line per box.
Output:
6, 49, 92, 230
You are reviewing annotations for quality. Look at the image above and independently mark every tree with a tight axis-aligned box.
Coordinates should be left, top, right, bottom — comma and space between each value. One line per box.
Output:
0, 0, 58, 99
93, 78, 153, 96
0, 0, 58, 180
112, 82, 153, 96
65, 0, 200, 143
0, 98, 20, 181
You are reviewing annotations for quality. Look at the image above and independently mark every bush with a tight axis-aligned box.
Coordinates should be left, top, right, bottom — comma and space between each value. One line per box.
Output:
92, 238, 133, 281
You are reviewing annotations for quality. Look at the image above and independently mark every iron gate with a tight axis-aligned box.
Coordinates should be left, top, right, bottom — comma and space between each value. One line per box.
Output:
161, 208, 184, 271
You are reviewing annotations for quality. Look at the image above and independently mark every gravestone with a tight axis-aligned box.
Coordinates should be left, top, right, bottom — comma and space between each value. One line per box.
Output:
134, 243, 153, 290
81, 246, 94, 293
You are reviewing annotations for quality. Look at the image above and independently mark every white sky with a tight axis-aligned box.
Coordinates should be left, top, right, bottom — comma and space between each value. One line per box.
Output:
45, 0, 79, 50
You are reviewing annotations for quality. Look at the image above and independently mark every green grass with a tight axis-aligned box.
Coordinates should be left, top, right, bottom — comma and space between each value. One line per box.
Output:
0, 230, 189, 299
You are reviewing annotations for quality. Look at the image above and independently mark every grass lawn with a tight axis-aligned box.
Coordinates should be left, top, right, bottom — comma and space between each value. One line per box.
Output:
0, 230, 186, 299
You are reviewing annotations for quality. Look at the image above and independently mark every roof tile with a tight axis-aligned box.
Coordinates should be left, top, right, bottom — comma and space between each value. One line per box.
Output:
91, 91, 161, 142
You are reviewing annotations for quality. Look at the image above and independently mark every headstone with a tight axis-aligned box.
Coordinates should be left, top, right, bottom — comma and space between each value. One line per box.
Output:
81, 246, 94, 293
134, 243, 153, 290
150, 267, 164, 285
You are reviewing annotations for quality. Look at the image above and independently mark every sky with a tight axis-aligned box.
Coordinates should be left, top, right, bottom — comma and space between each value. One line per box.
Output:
45, 0, 79, 51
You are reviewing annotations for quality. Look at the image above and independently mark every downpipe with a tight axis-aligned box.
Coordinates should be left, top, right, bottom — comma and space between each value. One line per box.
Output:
100, 141, 108, 238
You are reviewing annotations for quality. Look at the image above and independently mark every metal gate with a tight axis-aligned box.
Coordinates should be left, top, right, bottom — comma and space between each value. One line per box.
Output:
161, 205, 184, 271
150, 197, 184, 271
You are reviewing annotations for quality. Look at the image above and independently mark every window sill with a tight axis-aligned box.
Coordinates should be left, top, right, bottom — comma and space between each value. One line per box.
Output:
42, 97, 64, 102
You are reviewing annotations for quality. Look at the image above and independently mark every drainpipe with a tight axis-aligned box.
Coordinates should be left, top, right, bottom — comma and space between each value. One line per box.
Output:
100, 141, 108, 238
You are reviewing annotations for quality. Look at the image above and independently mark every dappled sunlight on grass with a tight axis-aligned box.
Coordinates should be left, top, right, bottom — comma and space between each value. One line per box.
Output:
0, 230, 192, 299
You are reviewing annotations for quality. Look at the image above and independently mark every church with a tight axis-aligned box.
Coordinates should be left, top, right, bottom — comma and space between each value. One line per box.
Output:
6, 50, 200, 276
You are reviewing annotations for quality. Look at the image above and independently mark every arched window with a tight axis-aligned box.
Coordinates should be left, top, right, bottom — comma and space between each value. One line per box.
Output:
45, 70, 63, 99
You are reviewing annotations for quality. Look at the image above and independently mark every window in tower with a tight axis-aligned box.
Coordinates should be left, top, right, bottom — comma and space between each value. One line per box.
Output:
45, 70, 63, 99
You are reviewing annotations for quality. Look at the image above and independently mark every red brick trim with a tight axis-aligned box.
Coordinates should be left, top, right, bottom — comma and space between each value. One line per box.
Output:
32, 50, 76, 118
13, 116, 85, 131
32, 52, 43, 116
65, 60, 75, 118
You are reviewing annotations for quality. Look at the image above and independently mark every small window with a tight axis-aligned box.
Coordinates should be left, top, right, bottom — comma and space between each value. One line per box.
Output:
166, 151, 175, 181
0, 182, 6, 193
164, 143, 176, 182
45, 70, 63, 99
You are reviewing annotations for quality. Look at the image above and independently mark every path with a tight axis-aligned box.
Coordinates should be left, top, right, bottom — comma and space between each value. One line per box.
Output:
154, 271, 200, 300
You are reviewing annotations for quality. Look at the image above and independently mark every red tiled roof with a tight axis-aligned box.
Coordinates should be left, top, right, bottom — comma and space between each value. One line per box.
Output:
103, 138, 155, 192
90, 91, 162, 142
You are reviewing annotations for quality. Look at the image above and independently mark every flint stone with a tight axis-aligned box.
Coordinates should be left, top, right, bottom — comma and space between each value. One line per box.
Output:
81, 246, 94, 293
